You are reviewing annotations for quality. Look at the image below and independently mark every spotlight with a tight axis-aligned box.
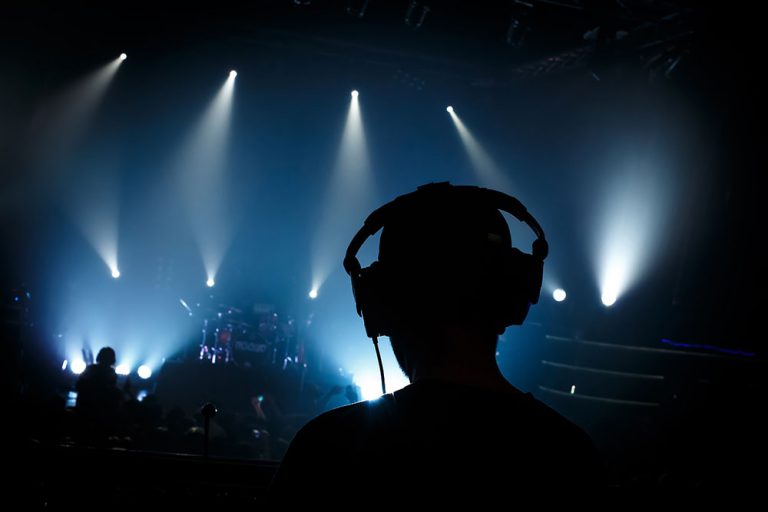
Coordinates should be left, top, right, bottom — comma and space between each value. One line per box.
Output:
61, 360, 68, 371
309, 288, 318, 299
137, 365, 152, 380
351, 90, 359, 98
206, 277, 215, 288
115, 364, 130, 376
553, 288, 567, 302
71, 360, 87, 375
229, 70, 237, 78
601, 290, 617, 307
111, 268, 120, 279
446, 106, 454, 113
119, 53, 127, 61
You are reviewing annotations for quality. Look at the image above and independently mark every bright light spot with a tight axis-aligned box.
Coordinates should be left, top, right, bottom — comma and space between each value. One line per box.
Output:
206, 277, 215, 288
553, 288, 567, 302
137, 365, 152, 379
570, 385, 576, 394
353, 370, 409, 401
601, 289, 617, 307
115, 364, 130, 376
137, 390, 148, 402
119, 53, 127, 61
61, 360, 68, 371
71, 360, 87, 375
229, 70, 237, 78
446, 105, 454, 113
111, 268, 120, 279
354, 374, 383, 401
309, 288, 318, 299
351, 89, 359, 98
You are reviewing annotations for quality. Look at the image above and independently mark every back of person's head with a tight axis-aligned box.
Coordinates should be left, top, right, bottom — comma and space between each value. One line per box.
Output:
344, 183, 548, 370
377, 188, 513, 337
95, 347, 116, 366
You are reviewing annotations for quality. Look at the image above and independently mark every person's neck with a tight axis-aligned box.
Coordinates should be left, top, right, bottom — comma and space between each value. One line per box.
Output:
410, 352, 520, 395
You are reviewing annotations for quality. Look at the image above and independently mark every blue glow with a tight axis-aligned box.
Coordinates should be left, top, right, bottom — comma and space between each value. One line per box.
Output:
660, 339, 755, 357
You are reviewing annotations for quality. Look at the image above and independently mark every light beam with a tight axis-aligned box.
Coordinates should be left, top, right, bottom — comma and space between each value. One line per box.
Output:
447, 107, 513, 192
594, 158, 670, 307
176, 71, 237, 285
311, 89, 375, 291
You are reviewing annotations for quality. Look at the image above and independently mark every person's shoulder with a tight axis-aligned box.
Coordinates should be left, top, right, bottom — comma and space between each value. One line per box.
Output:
522, 394, 604, 465
296, 398, 385, 439
523, 395, 590, 436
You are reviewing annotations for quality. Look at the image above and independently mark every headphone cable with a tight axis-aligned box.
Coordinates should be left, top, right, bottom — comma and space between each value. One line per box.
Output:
372, 336, 387, 395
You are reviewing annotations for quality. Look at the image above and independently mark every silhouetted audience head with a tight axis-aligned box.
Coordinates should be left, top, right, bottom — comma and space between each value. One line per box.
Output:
95, 347, 116, 367
376, 188, 517, 377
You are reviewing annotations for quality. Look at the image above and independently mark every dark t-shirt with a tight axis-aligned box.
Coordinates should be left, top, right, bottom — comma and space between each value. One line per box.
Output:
75, 364, 121, 420
270, 379, 605, 500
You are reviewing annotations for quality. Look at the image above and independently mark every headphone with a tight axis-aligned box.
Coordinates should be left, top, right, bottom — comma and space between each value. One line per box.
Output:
343, 182, 549, 344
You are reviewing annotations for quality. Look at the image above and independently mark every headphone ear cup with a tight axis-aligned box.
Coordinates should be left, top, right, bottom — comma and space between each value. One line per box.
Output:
352, 261, 392, 338
493, 248, 542, 327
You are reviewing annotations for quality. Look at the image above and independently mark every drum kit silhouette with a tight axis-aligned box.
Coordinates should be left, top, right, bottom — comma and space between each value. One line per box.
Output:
193, 301, 297, 368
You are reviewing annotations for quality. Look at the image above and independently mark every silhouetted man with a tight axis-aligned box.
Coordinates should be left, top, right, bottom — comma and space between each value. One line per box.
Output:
270, 183, 605, 501
75, 346, 122, 432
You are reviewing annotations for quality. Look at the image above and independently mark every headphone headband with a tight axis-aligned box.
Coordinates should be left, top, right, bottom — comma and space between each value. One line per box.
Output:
344, 182, 548, 277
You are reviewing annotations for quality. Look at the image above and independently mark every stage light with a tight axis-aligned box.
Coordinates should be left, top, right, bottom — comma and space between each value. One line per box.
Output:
309, 288, 318, 299
119, 53, 127, 61
229, 70, 237, 78
111, 268, 120, 279
115, 364, 130, 376
446, 106, 454, 113
553, 288, 566, 302
71, 360, 87, 375
351, 89, 359, 98
61, 360, 68, 371
137, 365, 152, 380
601, 289, 617, 307
206, 277, 215, 288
